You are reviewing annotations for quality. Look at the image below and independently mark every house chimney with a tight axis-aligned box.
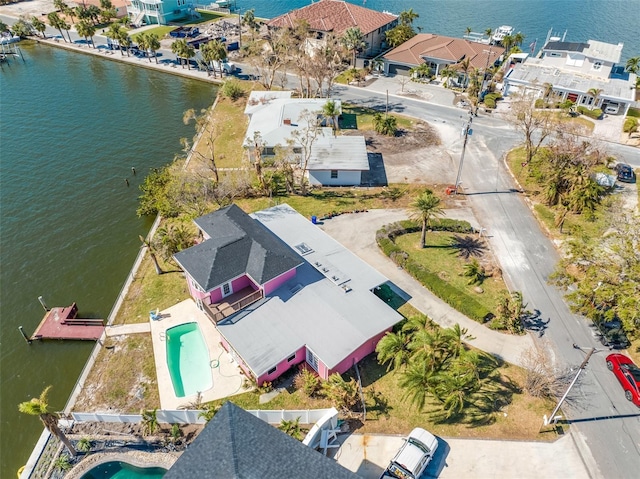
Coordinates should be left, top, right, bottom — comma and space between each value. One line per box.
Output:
283, 118, 291, 125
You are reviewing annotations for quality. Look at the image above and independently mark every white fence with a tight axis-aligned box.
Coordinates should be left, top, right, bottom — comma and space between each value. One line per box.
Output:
71, 408, 336, 425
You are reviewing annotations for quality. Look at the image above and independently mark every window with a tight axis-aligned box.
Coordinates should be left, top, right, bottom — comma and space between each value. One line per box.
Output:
287, 354, 296, 362
267, 366, 277, 375
306, 349, 319, 371
547, 52, 562, 58
222, 282, 231, 296
330, 170, 338, 179
592, 61, 602, 71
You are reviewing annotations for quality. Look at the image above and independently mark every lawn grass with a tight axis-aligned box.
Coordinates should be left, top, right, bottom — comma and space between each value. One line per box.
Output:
627, 107, 640, 119
175, 10, 226, 25
340, 104, 414, 131
394, 232, 508, 314
113, 253, 190, 326
131, 26, 176, 41
550, 112, 595, 133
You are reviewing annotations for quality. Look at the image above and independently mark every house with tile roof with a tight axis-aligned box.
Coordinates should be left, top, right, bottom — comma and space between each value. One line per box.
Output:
268, 0, 398, 58
244, 91, 370, 186
383, 33, 505, 82
164, 402, 360, 479
173, 204, 402, 386
503, 38, 636, 115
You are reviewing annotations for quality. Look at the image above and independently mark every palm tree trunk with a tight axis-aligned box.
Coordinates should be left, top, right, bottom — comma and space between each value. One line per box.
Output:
420, 219, 427, 248
48, 421, 77, 456
149, 252, 163, 275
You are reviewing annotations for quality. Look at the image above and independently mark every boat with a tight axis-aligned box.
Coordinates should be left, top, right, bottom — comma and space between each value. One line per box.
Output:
0, 33, 21, 45
491, 25, 514, 44
215, 0, 232, 7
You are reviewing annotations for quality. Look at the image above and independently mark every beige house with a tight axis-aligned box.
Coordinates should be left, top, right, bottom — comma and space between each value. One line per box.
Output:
268, 0, 398, 58
73, 0, 130, 18
383, 33, 505, 81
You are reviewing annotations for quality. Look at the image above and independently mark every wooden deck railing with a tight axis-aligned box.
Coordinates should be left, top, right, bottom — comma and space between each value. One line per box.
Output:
203, 289, 263, 324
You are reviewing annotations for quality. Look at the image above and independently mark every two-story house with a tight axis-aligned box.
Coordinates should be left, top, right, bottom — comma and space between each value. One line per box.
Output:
173, 204, 402, 386
503, 39, 636, 115
267, 0, 398, 59
127, 0, 194, 26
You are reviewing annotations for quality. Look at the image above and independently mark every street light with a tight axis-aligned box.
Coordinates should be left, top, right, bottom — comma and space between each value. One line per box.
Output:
454, 113, 473, 194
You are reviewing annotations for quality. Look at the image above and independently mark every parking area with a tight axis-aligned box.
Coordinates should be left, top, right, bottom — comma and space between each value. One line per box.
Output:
331, 433, 592, 478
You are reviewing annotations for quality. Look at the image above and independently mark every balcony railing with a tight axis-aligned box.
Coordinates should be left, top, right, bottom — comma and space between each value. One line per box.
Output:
203, 288, 263, 324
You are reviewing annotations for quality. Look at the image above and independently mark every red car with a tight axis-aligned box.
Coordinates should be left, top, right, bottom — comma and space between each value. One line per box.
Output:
606, 354, 640, 407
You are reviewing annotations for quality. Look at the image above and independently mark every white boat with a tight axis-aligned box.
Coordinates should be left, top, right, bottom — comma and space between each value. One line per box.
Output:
491, 25, 514, 44
0, 34, 21, 45
215, 0, 232, 7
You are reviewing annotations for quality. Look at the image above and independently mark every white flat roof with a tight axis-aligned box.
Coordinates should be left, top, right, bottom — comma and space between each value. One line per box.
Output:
309, 135, 369, 171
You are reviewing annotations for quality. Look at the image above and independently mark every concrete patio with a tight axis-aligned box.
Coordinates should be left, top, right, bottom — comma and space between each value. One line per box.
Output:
149, 299, 251, 410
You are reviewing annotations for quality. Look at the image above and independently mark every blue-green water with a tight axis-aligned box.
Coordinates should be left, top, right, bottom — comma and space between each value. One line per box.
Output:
0, 44, 214, 478
166, 322, 212, 398
239, 0, 640, 62
80, 461, 167, 479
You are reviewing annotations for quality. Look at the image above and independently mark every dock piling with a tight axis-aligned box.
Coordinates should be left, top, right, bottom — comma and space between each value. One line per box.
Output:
38, 295, 49, 311
19, 326, 32, 345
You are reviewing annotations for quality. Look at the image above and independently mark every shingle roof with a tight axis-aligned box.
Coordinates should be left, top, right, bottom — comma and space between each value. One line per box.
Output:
173, 205, 303, 292
267, 0, 397, 36
164, 402, 360, 479
384, 33, 505, 69
544, 41, 588, 53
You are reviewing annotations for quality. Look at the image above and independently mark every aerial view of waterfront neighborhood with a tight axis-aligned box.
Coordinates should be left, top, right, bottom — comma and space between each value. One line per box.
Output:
1, 0, 640, 477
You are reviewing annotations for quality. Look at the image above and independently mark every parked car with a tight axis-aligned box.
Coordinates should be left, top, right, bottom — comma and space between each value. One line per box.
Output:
381, 428, 438, 479
595, 320, 631, 349
614, 163, 636, 183
604, 102, 620, 114
606, 354, 640, 407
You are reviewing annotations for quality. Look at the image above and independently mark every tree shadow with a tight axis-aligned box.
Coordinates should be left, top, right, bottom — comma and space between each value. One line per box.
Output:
522, 309, 550, 337
450, 234, 487, 258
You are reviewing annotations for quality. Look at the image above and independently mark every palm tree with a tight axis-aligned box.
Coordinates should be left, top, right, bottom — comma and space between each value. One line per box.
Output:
399, 8, 419, 26
278, 418, 303, 440
399, 360, 436, 411
47, 12, 71, 43
375, 330, 411, 371
342, 27, 366, 67
18, 386, 77, 456
106, 23, 124, 53
141, 408, 159, 435
456, 57, 471, 89
76, 19, 96, 48
118, 32, 132, 56
484, 27, 493, 42
31, 17, 47, 38
200, 39, 227, 77
587, 88, 603, 110
146, 33, 161, 64
440, 66, 456, 88
465, 26, 472, 37
139, 235, 163, 275
321, 99, 341, 134
172, 39, 188, 68
501, 34, 514, 55
625, 56, 640, 74
513, 32, 525, 47
463, 258, 485, 285
410, 190, 444, 248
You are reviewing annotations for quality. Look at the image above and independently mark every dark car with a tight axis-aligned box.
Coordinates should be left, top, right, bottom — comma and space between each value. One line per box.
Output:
595, 320, 631, 349
614, 163, 636, 183
606, 354, 640, 406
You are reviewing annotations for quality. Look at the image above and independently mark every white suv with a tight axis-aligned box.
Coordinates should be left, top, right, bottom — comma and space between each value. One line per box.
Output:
381, 428, 439, 479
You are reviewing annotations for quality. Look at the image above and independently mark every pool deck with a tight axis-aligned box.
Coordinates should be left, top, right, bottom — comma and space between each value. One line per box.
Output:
149, 299, 251, 410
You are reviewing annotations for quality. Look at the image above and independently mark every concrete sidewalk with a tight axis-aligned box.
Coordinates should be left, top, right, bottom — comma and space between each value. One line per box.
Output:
332, 432, 592, 478
105, 322, 150, 336
319, 209, 534, 367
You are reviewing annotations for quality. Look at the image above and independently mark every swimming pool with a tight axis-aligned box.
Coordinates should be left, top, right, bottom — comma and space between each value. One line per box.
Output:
166, 322, 213, 397
80, 461, 166, 479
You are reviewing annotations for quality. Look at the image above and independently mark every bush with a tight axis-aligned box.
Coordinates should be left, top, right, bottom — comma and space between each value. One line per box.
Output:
294, 367, 320, 396
577, 106, 603, 119
221, 80, 245, 101
535, 99, 545, 108
623, 117, 638, 133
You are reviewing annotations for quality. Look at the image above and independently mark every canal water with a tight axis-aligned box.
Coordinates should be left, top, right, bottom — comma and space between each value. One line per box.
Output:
0, 44, 215, 477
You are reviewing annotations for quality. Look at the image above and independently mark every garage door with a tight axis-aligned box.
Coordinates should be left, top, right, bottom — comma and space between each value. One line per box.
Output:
388, 64, 412, 76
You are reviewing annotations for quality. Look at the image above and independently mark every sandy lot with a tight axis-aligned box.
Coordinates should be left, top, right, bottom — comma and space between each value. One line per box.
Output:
0, 0, 55, 18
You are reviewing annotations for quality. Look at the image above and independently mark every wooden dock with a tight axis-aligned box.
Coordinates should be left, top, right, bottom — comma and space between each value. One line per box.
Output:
30, 303, 104, 341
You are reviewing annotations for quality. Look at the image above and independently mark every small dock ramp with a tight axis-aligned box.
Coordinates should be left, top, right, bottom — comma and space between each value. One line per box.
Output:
30, 303, 104, 341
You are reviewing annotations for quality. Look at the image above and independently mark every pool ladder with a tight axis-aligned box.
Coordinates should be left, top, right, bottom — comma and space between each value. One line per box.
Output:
159, 331, 166, 341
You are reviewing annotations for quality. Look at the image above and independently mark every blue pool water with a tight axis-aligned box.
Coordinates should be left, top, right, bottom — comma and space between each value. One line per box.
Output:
80, 461, 167, 479
165, 322, 213, 397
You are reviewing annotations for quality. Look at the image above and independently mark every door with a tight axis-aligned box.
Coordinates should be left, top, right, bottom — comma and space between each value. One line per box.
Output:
222, 282, 233, 298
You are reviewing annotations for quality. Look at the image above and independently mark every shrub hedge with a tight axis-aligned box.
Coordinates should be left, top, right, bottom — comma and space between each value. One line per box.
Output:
577, 106, 603, 119
623, 117, 638, 133
376, 220, 492, 323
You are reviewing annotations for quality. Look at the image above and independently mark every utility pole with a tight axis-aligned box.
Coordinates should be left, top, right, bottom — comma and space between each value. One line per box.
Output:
454, 113, 473, 194
543, 346, 597, 426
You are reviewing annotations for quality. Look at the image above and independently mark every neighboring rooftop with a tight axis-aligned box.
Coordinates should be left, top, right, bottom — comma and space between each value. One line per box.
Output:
216, 204, 402, 377
164, 402, 360, 479
505, 62, 636, 101
268, 0, 397, 36
544, 39, 624, 64
173, 204, 303, 291
384, 33, 505, 69
309, 135, 369, 171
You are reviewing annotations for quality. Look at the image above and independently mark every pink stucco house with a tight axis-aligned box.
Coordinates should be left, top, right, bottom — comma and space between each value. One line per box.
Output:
174, 204, 402, 385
